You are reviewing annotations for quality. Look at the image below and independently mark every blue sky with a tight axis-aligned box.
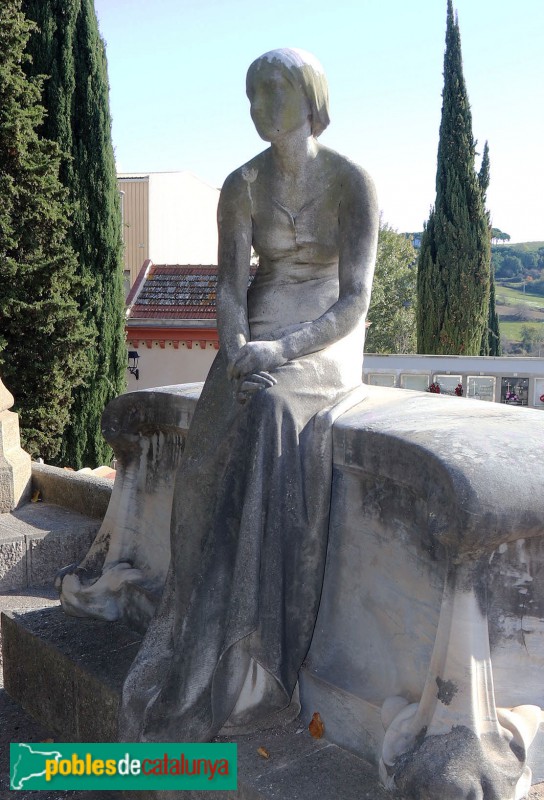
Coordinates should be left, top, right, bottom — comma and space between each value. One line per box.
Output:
93, 0, 543, 243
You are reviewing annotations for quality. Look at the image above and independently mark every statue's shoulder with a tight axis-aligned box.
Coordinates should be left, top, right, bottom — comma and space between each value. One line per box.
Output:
220, 150, 270, 201
319, 147, 378, 213
321, 147, 375, 191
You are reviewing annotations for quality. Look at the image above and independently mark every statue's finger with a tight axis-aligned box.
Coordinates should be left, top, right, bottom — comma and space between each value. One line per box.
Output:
245, 373, 273, 387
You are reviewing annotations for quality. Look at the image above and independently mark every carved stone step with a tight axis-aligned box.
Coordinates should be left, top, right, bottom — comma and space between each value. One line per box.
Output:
0, 503, 102, 592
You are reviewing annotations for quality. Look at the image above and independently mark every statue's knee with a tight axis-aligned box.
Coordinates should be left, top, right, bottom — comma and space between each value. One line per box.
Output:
249, 385, 284, 416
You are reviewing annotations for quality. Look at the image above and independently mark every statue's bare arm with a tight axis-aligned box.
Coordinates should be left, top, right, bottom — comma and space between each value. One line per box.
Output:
216, 165, 277, 398
229, 160, 379, 380
216, 168, 252, 364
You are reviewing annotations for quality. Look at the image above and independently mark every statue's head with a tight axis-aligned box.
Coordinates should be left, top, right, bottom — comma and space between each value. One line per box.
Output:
246, 48, 330, 139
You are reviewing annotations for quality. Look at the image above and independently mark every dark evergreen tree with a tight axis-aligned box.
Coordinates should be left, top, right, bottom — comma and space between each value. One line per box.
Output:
22, 0, 126, 468
0, 0, 89, 460
477, 140, 490, 198
477, 141, 501, 356
417, 1, 491, 355
485, 274, 502, 355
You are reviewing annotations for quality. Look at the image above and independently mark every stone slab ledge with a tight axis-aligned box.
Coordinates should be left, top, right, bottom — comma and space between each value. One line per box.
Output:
31, 461, 112, 519
0, 502, 102, 591
1, 607, 391, 800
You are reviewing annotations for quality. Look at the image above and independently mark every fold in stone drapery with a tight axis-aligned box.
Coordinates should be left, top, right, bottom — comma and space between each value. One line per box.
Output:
120, 346, 365, 742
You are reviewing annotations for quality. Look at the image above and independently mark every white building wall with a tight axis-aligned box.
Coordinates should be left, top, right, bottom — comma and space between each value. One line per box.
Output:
126, 341, 217, 392
363, 353, 544, 407
147, 172, 219, 265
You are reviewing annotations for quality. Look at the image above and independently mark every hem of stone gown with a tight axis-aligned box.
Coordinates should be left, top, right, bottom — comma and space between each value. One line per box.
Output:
218, 695, 302, 737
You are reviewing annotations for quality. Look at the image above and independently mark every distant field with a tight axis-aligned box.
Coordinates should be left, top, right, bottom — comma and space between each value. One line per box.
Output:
496, 285, 544, 310
500, 321, 544, 341
495, 283, 544, 345
492, 244, 544, 346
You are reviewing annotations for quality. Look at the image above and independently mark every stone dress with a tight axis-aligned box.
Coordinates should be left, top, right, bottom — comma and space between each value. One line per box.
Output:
120, 186, 367, 743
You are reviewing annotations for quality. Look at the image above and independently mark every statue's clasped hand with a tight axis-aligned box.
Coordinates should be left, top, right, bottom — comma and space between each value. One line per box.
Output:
227, 341, 286, 404
228, 340, 286, 379
236, 372, 276, 404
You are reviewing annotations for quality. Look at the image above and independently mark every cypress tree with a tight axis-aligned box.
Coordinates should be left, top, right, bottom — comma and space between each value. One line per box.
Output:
22, 0, 126, 468
0, 0, 89, 461
485, 274, 502, 356
417, 0, 491, 355
477, 141, 501, 356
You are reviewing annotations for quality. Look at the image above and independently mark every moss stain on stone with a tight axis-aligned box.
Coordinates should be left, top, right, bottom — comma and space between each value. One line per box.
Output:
436, 676, 458, 705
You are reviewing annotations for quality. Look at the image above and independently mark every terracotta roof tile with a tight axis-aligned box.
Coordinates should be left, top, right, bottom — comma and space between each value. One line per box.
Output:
128, 264, 255, 321
129, 265, 218, 320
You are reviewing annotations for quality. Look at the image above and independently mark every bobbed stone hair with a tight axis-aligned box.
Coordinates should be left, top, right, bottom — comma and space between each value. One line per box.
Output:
246, 48, 331, 138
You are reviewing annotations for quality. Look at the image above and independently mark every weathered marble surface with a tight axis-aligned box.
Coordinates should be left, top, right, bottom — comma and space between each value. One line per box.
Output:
301, 387, 544, 800
58, 381, 544, 797
56, 385, 200, 630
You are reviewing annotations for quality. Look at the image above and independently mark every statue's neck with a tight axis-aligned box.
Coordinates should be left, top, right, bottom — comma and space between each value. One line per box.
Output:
270, 132, 319, 177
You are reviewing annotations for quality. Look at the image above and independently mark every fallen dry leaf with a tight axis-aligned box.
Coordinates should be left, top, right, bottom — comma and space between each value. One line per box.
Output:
31, 490, 40, 503
309, 711, 325, 739
256, 746, 270, 759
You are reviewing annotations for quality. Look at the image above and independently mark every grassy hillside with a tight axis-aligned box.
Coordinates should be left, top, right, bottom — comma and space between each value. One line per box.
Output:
496, 285, 544, 309
491, 240, 544, 352
495, 241, 544, 252
495, 281, 544, 353
500, 320, 544, 340
492, 241, 544, 283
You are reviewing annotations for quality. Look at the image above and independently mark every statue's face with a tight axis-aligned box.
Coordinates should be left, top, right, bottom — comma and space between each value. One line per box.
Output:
249, 62, 311, 143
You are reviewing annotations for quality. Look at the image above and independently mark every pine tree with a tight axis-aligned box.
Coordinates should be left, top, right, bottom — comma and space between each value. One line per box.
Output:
0, 0, 89, 461
417, 0, 491, 355
22, 0, 126, 468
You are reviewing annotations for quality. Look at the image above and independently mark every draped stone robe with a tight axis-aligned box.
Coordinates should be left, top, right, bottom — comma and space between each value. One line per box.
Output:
120, 174, 366, 742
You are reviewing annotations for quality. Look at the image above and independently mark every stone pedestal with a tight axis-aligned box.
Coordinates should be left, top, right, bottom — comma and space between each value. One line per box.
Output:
0, 379, 31, 512
1, 606, 388, 800
1, 607, 138, 741
13, 383, 544, 800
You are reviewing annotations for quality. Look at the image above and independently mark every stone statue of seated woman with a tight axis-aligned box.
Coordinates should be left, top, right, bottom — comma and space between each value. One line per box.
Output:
119, 47, 379, 742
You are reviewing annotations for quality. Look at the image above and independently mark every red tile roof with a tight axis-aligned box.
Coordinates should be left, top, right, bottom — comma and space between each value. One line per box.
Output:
128, 264, 218, 320
127, 262, 256, 321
